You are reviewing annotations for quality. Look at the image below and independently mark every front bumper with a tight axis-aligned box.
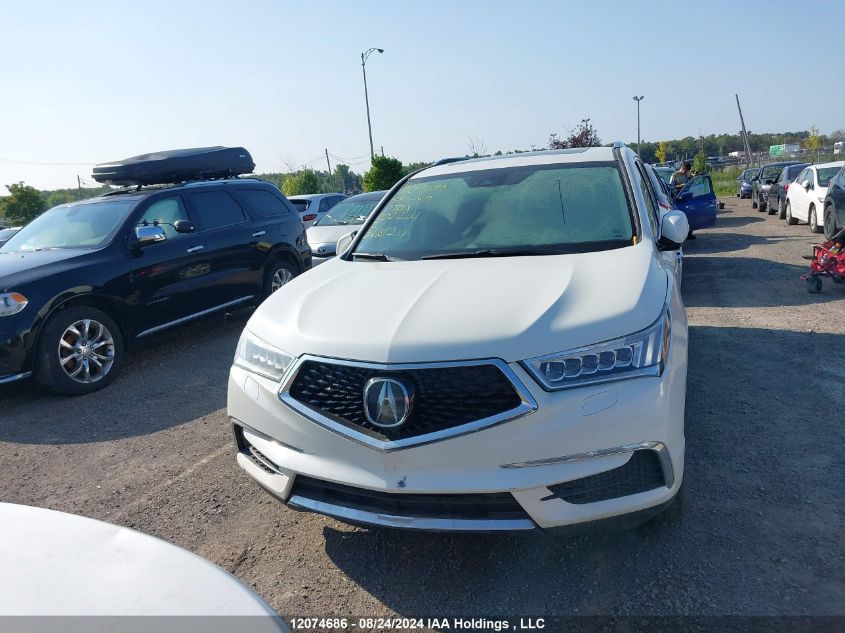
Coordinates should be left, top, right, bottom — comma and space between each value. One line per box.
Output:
227, 329, 687, 531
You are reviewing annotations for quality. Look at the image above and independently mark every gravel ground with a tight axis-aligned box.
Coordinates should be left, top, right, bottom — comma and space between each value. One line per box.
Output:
0, 196, 843, 620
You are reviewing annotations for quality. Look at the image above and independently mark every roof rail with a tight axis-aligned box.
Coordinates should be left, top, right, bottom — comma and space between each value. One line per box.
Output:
431, 156, 469, 166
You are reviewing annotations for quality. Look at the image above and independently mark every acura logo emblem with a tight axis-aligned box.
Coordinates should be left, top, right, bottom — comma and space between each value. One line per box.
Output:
363, 377, 413, 428
317, 245, 326, 254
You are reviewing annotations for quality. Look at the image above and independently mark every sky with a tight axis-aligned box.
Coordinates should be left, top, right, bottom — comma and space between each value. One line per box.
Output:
1, 0, 843, 190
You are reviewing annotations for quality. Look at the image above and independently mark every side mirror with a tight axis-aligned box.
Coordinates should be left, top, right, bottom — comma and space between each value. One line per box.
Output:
174, 220, 196, 233
802, 181, 811, 190
335, 231, 358, 257
134, 225, 167, 246
658, 210, 689, 251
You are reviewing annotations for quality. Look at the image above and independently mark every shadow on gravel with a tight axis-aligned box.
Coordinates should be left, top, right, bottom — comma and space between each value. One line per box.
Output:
682, 256, 844, 307
681, 232, 776, 255
712, 215, 765, 229
0, 311, 250, 445
321, 327, 844, 616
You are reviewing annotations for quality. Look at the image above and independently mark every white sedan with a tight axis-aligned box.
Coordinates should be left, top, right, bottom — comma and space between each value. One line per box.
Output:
786, 161, 845, 232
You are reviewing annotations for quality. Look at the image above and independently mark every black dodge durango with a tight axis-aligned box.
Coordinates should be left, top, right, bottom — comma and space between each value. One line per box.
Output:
0, 178, 310, 395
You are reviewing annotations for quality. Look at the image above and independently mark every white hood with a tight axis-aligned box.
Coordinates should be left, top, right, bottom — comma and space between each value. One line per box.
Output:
250, 243, 668, 364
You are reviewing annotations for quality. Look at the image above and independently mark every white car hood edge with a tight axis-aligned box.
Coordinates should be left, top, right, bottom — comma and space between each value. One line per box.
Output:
250, 242, 668, 364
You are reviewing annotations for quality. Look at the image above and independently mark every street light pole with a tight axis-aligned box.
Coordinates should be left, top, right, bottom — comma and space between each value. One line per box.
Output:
361, 47, 384, 160
633, 95, 644, 156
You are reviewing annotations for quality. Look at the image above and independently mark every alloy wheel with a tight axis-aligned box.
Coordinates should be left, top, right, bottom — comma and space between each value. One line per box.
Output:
58, 319, 115, 384
271, 268, 294, 293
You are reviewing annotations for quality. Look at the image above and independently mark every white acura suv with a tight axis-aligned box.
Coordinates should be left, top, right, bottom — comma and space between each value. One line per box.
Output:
228, 145, 690, 532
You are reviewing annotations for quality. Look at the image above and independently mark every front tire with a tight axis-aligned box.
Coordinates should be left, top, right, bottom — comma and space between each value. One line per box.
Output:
35, 306, 124, 396
778, 197, 788, 220
786, 201, 797, 225
823, 204, 837, 239
262, 260, 298, 300
809, 205, 822, 233
752, 192, 758, 209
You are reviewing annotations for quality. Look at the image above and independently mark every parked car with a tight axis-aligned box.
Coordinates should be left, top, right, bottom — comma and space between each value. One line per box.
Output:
769, 163, 810, 218
0, 503, 286, 626
823, 163, 845, 239
672, 174, 718, 237
287, 193, 346, 228
0, 227, 21, 248
229, 146, 689, 533
786, 161, 845, 232
0, 154, 311, 395
306, 190, 387, 266
752, 161, 801, 211
736, 168, 757, 199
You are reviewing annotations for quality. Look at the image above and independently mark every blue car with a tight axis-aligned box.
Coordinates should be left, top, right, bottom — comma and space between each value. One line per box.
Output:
674, 175, 718, 232
645, 165, 717, 236
737, 168, 756, 199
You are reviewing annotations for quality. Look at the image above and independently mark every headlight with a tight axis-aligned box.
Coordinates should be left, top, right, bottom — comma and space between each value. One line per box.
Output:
233, 330, 294, 382
522, 306, 671, 391
0, 292, 28, 317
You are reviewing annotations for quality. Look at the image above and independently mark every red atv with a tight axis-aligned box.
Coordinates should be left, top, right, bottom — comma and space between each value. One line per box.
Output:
803, 227, 845, 293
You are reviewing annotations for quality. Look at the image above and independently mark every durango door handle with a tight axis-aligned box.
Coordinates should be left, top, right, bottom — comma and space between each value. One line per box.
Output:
187, 245, 205, 253
252, 230, 267, 237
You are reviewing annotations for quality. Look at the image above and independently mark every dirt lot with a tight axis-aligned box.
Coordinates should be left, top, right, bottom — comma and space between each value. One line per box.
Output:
1, 197, 843, 619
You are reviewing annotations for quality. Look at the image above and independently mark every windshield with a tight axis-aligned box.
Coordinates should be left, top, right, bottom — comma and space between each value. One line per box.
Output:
817, 167, 841, 187
741, 170, 757, 181
352, 162, 634, 260
0, 200, 136, 252
315, 199, 380, 226
0, 228, 18, 240
289, 199, 310, 212
761, 165, 785, 180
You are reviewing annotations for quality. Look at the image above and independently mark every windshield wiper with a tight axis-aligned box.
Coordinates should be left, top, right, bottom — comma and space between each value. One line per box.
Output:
352, 252, 400, 261
420, 248, 565, 260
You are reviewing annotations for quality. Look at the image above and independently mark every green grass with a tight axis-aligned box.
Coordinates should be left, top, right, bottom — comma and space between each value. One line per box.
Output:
711, 166, 743, 197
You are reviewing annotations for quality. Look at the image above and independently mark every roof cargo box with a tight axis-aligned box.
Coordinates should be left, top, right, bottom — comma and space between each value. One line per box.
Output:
92, 146, 255, 186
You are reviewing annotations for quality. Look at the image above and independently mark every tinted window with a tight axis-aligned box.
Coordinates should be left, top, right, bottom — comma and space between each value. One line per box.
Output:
354, 163, 634, 260
318, 197, 333, 213
137, 197, 189, 239
289, 199, 310, 212
190, 191, 246, 230
817, 167, 842, 187
238, 189, 290, 217
687, 176, 713, 198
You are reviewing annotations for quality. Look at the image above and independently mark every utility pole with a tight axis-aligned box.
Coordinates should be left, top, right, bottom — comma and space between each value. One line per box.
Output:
324, 149, 332, 174
735, 94, 752, 167
633, 96, 644, 156
77, 175, 83, 200
361, 48, 384, 160
380, 146, 384, 157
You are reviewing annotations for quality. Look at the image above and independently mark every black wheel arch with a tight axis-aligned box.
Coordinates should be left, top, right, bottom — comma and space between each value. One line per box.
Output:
261, 245, 306, 278
29, 291, 130, 356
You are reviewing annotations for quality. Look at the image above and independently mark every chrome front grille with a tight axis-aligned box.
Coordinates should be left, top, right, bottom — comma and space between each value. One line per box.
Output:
279, 356, 537, 451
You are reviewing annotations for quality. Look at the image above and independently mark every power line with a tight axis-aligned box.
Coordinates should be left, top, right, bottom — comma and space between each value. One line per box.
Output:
328, 152, 370, 162
0, 157, 97, 166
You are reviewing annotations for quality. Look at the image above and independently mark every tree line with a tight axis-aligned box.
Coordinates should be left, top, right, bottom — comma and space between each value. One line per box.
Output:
3, 123, 843, 226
